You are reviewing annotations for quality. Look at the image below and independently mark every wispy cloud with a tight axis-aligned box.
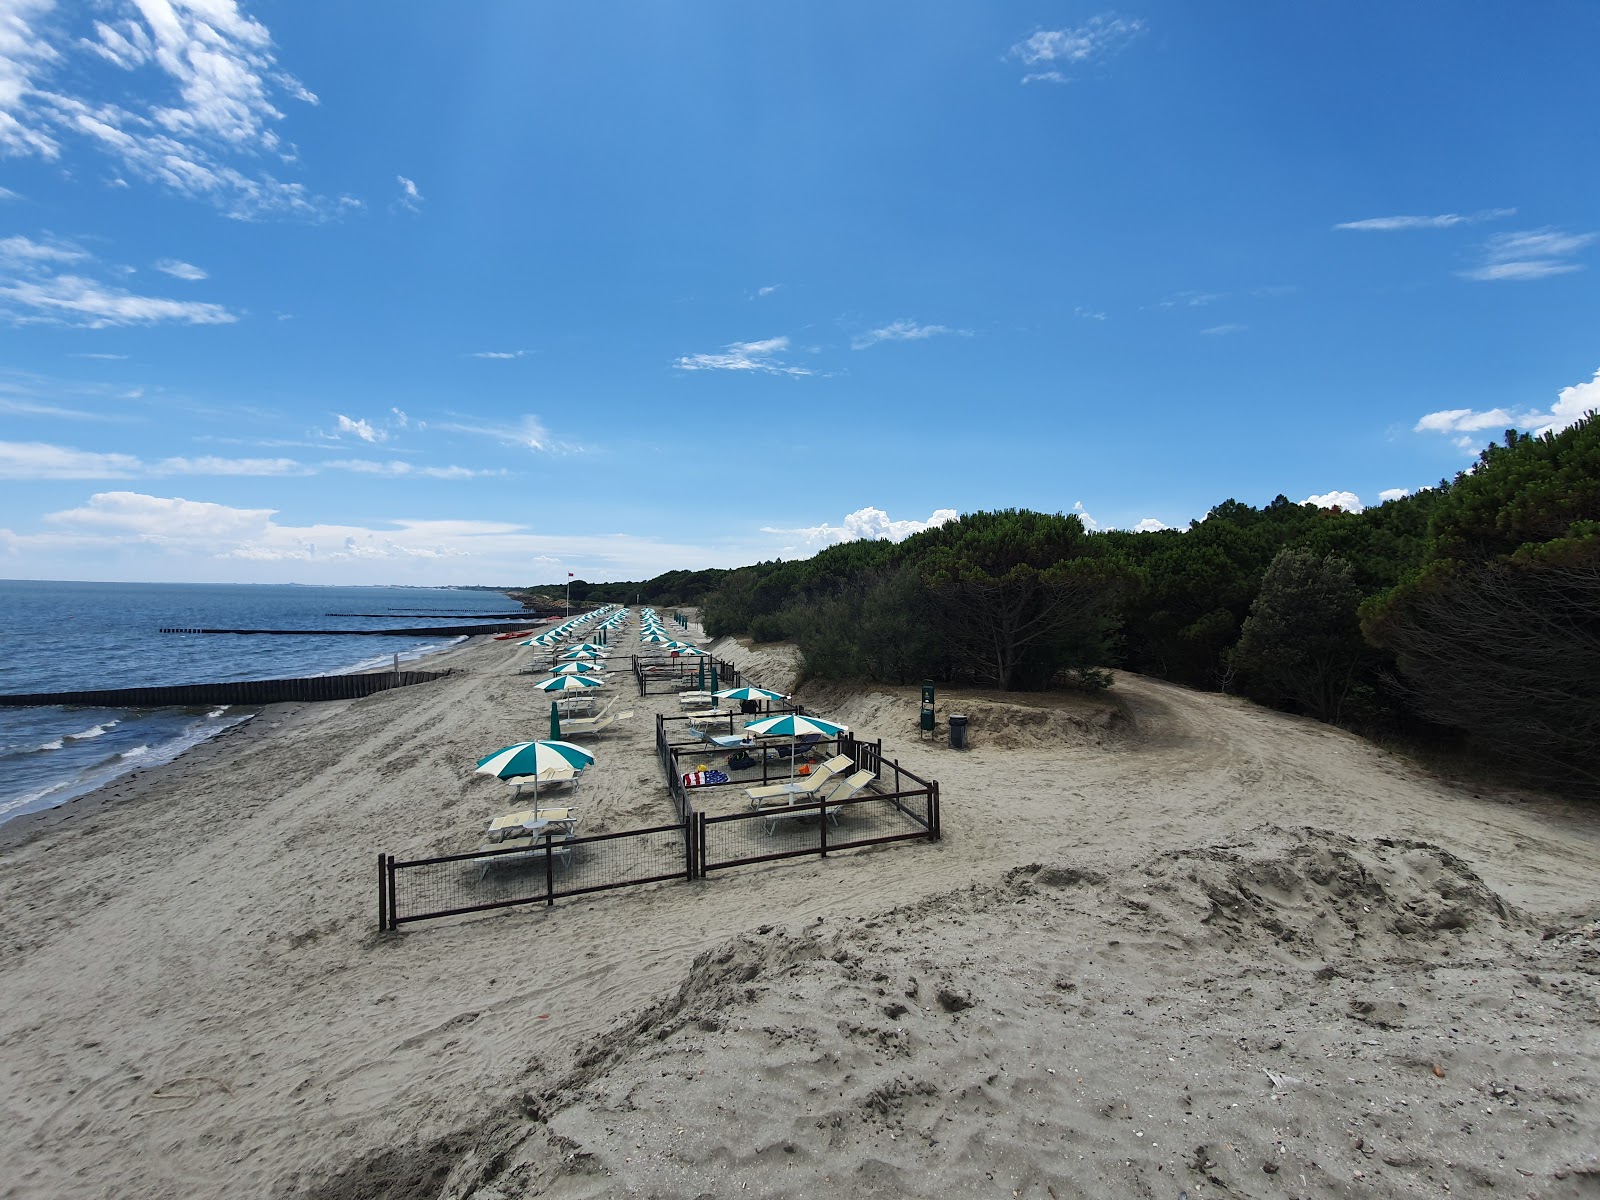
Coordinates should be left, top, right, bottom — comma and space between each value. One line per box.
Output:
1157, 290, 1225, 308
756, 284, 781, 297
395, 175, 423, 213
1414, 368, 1600, 449
0, 233, 234, 326
468, 349, 529, 360
1010, 14, 1146, 84
433, 413, 576, 453
1073, 306, 1107, 321
0, 273, 235, 327
1379, 488, 1411, 502
1334, 208, 1515, 232
0, 1, 350, 219
155, 258, 206, 280
70, 352, 129, 360
0, 441, 302, 479
762, 506, 958, 548
1458, 228, 1595, 282
1201, 323, 1247, 336
674, 335, 812, 377
325, 459, 506, 480
851, 319, 971, 350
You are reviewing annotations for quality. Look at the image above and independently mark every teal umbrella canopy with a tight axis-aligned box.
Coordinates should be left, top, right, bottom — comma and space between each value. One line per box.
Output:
743, 713, 848, 738
550, 661, 605, 674
475, 739, 595, 779
714, 686, 786, 703
531, 673, 607, 692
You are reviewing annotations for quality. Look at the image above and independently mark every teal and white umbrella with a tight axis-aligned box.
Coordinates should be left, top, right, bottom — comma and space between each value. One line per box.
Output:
557, 648, 607, 661
531, 673, 607, 692
475, 738, 595, 812
551, 660, 605, 674
476, 738, 594, 779
743, 713, 850, 782
715, 686, 787, 703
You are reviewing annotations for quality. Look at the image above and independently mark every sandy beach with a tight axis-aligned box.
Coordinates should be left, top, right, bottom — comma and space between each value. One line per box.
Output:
2, 623, 1598, 1199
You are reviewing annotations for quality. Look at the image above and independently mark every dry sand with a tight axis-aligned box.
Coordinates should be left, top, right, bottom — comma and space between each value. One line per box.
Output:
2, 618, 1598, 1199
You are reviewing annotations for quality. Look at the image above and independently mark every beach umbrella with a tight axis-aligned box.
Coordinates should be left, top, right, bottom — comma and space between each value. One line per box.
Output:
549, 701, 561, 739
715, 686, 786, 703
673, 646, 709, 657
531, 672, 606, 692
557, 648, 605, 661
475, 738, 595, 814
696, 657, 706, 690
710, 664, 719, 696
743, 713, 850, 783
551, 661, 605, 674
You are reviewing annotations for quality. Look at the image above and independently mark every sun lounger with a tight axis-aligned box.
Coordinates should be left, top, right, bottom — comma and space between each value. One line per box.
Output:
745, 755, 853, 803
753, 769, 874, 834
559, 709, 634, 738
678, 691, 715, 708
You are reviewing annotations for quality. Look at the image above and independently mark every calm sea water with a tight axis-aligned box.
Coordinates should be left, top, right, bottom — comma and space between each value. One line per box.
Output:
0, 580, 518, 825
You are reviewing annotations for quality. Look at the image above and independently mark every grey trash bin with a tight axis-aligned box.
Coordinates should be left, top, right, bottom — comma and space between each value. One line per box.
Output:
948, 713, 968, 749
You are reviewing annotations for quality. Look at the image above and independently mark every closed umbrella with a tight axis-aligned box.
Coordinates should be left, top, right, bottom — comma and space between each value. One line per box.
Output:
549, 700, 561, 739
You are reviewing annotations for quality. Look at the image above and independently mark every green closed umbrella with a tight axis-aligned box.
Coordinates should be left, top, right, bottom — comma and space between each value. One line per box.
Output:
550, 700, 561, 739
696, 657, 706, 690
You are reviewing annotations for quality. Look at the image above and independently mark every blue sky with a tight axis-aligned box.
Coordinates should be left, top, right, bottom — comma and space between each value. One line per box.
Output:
2, 1, 1597, 584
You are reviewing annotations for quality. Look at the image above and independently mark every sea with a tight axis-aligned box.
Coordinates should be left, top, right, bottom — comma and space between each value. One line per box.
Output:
0, 580, 522, 826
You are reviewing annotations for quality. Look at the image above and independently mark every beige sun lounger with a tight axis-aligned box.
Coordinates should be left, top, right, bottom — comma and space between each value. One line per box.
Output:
559, 709, 634, 737
745, 755, 854, 804
754, 769, 875, 832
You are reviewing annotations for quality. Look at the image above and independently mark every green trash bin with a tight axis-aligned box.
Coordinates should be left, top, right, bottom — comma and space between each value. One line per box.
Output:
948, 713, 968, 749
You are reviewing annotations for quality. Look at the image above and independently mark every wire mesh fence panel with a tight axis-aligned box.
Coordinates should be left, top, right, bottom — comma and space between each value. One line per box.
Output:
552, 825, 688, 900
387, 823, 689, 926
701, 792, 934, 872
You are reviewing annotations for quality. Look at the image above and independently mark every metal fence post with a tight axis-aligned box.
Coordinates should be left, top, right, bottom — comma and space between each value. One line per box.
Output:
545, 842, 555, 906
930, 781, 941, 840
385, 855, 397, 930
377, 853, 386, 930
819, 804, 828, 858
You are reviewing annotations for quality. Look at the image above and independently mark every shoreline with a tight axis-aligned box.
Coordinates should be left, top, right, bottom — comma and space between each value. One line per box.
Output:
0, 630, 502, 855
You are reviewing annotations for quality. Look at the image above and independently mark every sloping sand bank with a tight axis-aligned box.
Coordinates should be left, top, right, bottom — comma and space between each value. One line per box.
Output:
1, 637, 1596, 1199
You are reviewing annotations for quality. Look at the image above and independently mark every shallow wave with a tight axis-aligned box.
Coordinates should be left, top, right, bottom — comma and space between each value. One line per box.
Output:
36, 738, 65, 752
67, 721, 119, 741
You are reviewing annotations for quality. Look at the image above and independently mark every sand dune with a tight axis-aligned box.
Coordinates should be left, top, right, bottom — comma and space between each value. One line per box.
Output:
1, 628, 1597, 1199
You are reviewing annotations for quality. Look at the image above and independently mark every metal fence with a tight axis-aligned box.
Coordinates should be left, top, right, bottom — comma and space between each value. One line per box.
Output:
694, 779, 939, 873
632, 654, 749, 697
378, 820, 691, 929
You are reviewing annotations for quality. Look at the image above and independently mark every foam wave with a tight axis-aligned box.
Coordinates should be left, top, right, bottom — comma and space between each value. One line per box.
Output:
67, 721, 119, 741
36, 738, 65, 752
120, 745, 151, 759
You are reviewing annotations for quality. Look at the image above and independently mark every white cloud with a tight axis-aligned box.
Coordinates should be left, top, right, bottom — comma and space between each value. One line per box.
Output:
851, 319, 971, 350
674, 335, 812, 377
324, 459, 505, 480
1378, 488, 1410, 502
155, 258, 206, 280
395, 174, 422, 213
70, 352, 129, 360
757, 284, 780, 296
2, 490, 731, 582
0, 440, 142, 478
1414, 368, 1600, 445
0, 234, 87, 264
1459, 227, 1595, 282
0, 1, 346, 219
334, 414, 385, 443
761, 506, 958, 546
1073, 306, 1106, 321
1158, 290, 1225, 308
0, 272, 235, 326
0, 440, 308, 478
1009, 15, 1146, 82
433, 413, 572, 453
468, 349, 528, 359
1131, 518, 1172, 532
154, 455, 302, 476
0, 234, 234, 326
1304, 490, 1363, 513
1201, 323, 1247, 336
1334, 208, 1515, 232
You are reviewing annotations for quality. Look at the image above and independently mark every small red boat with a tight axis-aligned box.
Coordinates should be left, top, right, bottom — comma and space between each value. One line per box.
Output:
493, 629, 537, 640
